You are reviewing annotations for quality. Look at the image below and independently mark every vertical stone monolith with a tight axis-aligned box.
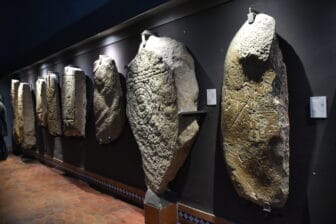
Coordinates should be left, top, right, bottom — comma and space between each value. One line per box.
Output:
46, 72, 62, 136
62, 66, 87, 137
221, 13, 289, 208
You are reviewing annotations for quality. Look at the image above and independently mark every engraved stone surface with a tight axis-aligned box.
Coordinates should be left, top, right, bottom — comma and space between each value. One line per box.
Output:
140, 30, 199, 112
221, 14, 289, 207
93, 55, 124, 144
17, 83, 36, 149
127, 32, 199, 193
11, 80, 20, 144
62, 66, 87, 137
46, 72, 62, 136
35, 78, 47, 126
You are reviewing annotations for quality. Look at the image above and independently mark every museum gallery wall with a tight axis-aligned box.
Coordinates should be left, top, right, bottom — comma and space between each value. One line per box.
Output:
9, 12, 289, 221
2, 0, 332, 223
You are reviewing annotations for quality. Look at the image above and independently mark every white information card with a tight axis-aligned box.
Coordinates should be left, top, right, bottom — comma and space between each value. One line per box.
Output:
310, 96, 327, 118
207, 89, 217, 106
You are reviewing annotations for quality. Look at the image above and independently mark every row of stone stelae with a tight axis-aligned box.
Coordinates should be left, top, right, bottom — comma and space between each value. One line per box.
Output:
11, 60, 123, 147
10, 12, 290, 210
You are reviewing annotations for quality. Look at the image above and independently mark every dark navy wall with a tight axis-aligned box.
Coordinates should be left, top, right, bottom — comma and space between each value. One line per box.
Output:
1, 0, 336, 224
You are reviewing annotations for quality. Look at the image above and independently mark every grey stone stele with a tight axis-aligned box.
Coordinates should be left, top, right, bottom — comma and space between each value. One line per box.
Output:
46, 72, 62, 136
221, 13, 289, 208
35, 78, 48, 127
62, 66, 87, 137
11, 79, 20, 144
17, 83, 36, 149
127, 31, 199, 193
93, 55, 125, 144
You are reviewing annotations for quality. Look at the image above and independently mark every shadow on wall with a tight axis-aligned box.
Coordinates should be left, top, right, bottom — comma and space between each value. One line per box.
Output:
212, 37, 316, 224
307, 88, 336, 224
169, 52, 220, 207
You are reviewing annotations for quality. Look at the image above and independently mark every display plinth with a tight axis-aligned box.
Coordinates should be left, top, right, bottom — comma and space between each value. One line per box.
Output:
144, 189, 177, 224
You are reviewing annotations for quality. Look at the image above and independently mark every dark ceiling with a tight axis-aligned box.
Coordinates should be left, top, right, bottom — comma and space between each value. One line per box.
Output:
0, 0, 167, 76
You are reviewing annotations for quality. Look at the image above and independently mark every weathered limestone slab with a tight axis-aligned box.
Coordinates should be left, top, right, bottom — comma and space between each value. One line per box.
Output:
17, 83, 36, 149
140, 30, 199, 112
127, 32, 199, 193
62, 66, 87, 137
93, 55, 124, 144
46, 72, 62, 136
221, 14, 289, 208
35, 78, 47, 126
11, 80, 20, 144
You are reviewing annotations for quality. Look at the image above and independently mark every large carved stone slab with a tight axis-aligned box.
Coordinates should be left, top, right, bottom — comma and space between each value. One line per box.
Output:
35, 78, 47, 126
93, 55, 124, 144
17, 83, 36, 149
127, 32, 199, 193
221, 14, 289, 208
62, 66, 87, 137
46, 72, 62, 136
11, 80, 20, 144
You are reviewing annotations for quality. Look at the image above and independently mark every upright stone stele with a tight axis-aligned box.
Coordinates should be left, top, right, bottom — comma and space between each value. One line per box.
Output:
11, 80, 20, 144
46, 72, 62, 136
221, 13, 289, 208
35, 78, 47, 127
93, 55, 124, 144
17, 83, 36, 149
127, 31, 199, 194
62, 66, 87, 137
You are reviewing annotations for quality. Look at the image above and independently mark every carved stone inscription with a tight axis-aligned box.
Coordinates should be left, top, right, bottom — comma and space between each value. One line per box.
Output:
35, 78, 47, 126
62, 66, 87, 137
93, 55, 124, 144
46, 72, 62, 136
140, 31, 199, 112
127, 32, 199, 193
11, 80, 20, 144
17, 83, 36, 149
221, 14, 289, 207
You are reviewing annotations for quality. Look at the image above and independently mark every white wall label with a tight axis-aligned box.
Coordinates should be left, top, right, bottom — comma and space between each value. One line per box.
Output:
310, 96, 327, 118
207, 89, 217, 106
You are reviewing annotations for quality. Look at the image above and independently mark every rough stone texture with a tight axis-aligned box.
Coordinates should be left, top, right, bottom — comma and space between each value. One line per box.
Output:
62, 66, 87, 137
221, 14, 289, 208
46, 72, 62, 136
93, 55, 125, 144
11, 80, 20, 144
35, 78, 47, 126
17, 83, 36, 149
140, 30, 199, 112
127, 32, 199, 193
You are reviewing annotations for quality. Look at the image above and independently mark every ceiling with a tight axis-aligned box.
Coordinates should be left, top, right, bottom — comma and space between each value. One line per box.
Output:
0, 0, 167, 76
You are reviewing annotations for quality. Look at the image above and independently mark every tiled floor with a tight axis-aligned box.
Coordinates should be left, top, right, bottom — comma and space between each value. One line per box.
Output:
0, 155, 144, 224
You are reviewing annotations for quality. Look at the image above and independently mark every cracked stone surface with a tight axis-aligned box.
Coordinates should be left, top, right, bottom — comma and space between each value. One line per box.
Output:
17, 83, 36, 149
46, 72, 62, 136
221, 13, 289, 207
35, 78, 47, 127
93, 55, 125, 144
127, 32, 199, 193
62, 66, 87, 137
11, 80, 20, 144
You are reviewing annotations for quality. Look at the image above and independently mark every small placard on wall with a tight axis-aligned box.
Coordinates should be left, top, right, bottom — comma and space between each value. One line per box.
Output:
310, 96, 327, 118
207, 89, 217, 106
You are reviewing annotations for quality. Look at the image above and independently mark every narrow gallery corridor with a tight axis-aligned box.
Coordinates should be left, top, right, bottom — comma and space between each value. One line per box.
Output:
0, 155, 144, 224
